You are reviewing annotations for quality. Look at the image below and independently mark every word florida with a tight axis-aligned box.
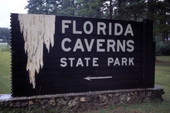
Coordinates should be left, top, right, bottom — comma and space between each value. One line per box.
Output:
62, 20, 134, 36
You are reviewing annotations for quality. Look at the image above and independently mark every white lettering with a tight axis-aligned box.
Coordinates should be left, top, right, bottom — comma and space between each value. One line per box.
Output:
97, 22, 106, 35
68, 58, 75, 67
117, 40, 125, 52
62, 20, 71, 33
83, 21, 93, 34
127, 40, 134, 52
124, 24, 134, 36
76, 58, 84, 67
129, 57, 134, 66
60, 58, 67, 67
84, 58, 90, 66
114, 58, 120, 66
73, 39, 85, 52
93, 58, 99, 67
108, 57, 114, 66
114, 23, 123, 36
97, 39, 105, 52
61, 38, 71, 52
122, 57, 127, 66
84, 39, 94, 52
107, 57, 135, 66
107, 39, 116, 52
109, 23, 112, 35
73, 20, 82, 34
62, 20, 135, 36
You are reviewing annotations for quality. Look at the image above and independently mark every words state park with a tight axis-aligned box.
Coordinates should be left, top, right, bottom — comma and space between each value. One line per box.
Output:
59, 20, 136, 67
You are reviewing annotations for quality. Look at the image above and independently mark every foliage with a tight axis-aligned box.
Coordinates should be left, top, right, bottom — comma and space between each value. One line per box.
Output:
76, 0, 105, 18
26, 0, 59, 14
57, 0, 76, 16
156, 41, 170, 55
26, 0, 106, 18
0, 27, 10, 44
114, 0, 146, 21
152, 0, 170, 39
155, 35, 170, 55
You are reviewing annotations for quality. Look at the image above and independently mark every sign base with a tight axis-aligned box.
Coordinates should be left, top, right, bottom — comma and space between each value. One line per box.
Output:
0, 86, 164, 112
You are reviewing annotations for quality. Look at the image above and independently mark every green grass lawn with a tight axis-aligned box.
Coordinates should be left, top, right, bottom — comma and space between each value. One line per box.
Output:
0, 45, 170, 113
155, 56, 170, 102
0, 45, 11, 94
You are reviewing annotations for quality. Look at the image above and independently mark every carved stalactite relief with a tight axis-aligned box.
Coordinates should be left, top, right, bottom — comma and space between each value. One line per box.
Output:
18, 14, 56, 88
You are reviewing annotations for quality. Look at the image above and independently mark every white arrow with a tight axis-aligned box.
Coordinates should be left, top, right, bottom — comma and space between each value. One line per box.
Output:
84, 76, 112, 81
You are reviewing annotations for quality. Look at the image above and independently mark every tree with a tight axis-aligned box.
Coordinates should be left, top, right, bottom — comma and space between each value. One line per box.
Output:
26, 0, 107, 18
26, 0, 60, 15
113, 0, 146, 21
26, 0, 79, 16
76, 0, 105, 18
154, 0, 170, 40
57, 0, 78, 16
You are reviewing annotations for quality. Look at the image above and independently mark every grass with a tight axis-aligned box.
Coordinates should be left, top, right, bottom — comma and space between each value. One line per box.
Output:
0, 45, 170, 112
155, 56, 170, 102
0, 45, 11, 94
83, 101, 170, 113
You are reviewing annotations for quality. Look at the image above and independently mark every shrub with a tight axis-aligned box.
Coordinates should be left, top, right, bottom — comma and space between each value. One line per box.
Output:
156, 41, 170, 55
0, 44, 10, 51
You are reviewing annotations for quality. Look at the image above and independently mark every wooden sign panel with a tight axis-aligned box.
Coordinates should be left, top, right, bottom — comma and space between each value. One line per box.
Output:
11, 14, 155, 97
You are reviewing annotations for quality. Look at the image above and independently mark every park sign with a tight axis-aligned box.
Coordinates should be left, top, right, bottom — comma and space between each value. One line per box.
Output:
11, 14, 155, 97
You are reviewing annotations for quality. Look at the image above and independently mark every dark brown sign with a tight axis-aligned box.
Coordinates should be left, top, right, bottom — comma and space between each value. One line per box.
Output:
11, 14, 155, 97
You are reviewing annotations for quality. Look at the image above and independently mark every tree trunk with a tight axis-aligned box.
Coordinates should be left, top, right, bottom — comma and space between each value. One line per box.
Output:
110, 0, 113, 19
